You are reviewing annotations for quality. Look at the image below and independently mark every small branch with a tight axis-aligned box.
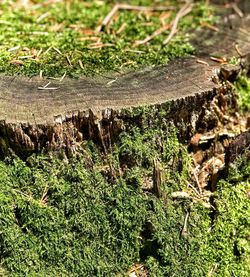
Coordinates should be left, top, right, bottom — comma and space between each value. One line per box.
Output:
187, 182, 201, 197
98, 4, 119, 32
65, 54, 72, 66
38, 86, 59, 90
163, 1, 193, 45
36, 12, 50, 23
116, 22, 127, 35
78, 60, 84, 69
38, 81, 59, 90
123, 49, 145, 54
52, 46, 62, 55
118, 4, 175, 12
8, 45, 20, 52
98, 3, 175, 32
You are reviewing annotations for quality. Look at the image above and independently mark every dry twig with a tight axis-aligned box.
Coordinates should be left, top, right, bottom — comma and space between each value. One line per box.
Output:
65, 54, 72, 66
231, 3, 244, 18
8, 45, 20, 52
52, 46, 62, 55
36, 12, 50, 23
163, 1, 193, 45
116, 22, 127, 34
153, 158, 162, 198
97, 3, 175, 32
10, 59, 24, 65
187, 182, 201, 197
124, 49, 145, 54
159, 11, 172, 25
38, 81, 59, 90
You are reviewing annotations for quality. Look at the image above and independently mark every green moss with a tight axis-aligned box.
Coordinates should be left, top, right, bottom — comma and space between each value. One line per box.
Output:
234, 75, 250, 112
0, 0, 215, 78
199, 157, 250, 277
0, 116, 249, 276
0, 125, 192, 276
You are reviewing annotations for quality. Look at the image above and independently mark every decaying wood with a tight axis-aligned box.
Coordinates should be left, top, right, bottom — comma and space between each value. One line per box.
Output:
153, 159, 162, 198
0, 2, 250, 157
225, 131, 250, 165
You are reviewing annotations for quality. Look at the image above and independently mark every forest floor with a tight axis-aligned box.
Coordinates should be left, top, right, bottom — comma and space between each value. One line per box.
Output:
0, 1, 249, 276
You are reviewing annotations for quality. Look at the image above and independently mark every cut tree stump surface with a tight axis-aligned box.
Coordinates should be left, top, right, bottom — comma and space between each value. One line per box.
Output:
0, 59, 219, 125
0, 2, 250, 155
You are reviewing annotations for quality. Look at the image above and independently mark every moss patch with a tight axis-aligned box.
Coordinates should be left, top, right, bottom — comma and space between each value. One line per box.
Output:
0, 0, 215, 78
234, 75, 250, 112
0, 118, 249, 276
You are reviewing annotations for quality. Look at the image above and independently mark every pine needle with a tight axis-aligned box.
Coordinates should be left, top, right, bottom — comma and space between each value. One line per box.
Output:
163, 1, 193, 45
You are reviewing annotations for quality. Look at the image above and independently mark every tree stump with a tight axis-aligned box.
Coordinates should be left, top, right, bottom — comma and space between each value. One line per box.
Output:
0, 2, 250, 157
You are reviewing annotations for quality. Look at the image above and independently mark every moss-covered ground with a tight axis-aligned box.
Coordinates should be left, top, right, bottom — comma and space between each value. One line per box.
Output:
0, 0, 215, 78
0, 98, 249, 276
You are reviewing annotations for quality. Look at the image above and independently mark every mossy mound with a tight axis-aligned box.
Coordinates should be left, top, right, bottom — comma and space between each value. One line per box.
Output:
0, 121, 249, 276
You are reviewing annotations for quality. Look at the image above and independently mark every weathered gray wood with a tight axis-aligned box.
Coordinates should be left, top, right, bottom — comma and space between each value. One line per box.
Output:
0, 59, 219, 125
225, 131, 250, 165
